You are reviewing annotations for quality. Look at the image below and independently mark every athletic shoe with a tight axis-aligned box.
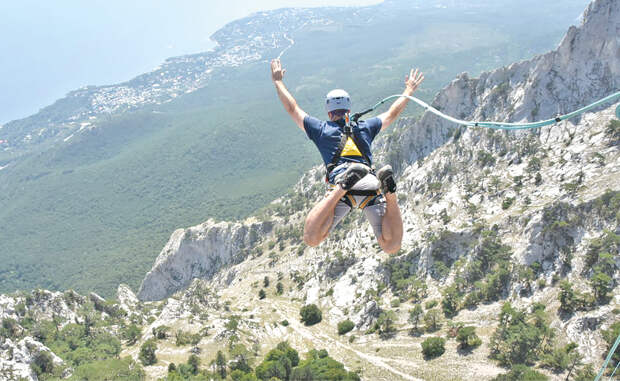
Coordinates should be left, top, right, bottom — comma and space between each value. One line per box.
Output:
334, 163, 369, 190
377, 165, 396, 194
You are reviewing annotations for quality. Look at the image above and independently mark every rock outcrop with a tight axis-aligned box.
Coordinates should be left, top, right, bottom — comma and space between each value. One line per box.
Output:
0, 337, 65, 381
117, 284, 140, 315
138, 219, 273, 301
378, 0, 619, 173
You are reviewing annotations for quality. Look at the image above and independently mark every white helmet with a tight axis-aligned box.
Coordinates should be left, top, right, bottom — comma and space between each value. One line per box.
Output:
325, 89, 351, 113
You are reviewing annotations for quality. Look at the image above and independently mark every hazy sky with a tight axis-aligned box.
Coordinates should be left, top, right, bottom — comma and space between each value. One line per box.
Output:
0, 0, 381, 124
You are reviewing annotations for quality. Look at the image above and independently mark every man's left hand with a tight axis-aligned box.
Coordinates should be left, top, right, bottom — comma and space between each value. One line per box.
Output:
405, 68, 424, 94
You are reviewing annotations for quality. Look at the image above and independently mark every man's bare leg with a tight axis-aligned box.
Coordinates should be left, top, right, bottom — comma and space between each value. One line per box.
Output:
303, 186, 347, 247
304, 163, 369, 246
377, 193, 403, 254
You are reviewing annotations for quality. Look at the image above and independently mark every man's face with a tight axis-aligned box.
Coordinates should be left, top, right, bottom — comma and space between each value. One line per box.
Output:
328, 109, 349, 121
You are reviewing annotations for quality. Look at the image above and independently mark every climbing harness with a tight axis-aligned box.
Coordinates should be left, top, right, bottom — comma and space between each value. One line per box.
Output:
351, 91, 620, 130
329, 181, 382, 209
325, 113, 382, 209
326, 113, 372, 178
594, 332, 620, 381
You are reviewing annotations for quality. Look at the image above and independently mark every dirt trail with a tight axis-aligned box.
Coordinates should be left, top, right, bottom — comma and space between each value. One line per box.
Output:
277, 301, 424, 381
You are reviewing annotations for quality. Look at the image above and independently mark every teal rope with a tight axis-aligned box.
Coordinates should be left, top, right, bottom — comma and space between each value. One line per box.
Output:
364, 91, 620, 130
595, 332, 620, 381
609, 360, 619, 381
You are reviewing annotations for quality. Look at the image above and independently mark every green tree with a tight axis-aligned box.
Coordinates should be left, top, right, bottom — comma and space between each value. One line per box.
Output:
0, 318, 21, 339
424, 309, 442, 332
441, 285, 460, 318
230, 343, 253, 374
526, 157, 541, 173
226, 315, 240, 331
276, 282, 284, 295
535, 172, 543, 185
258, 289, 266, 300
71, 357, 145, 380
408, 305, 423, 333
290, 348, 360, 381
491, 364, 548, 380
152, 325, 170, 340
255, 342, 299, 380
31, 351, 54, 377
421, 337, 445, 359
216, 350, 227, 379
263, 276, 270, 288
122, 323, 141, 345
187, 354, 200, 375
456, 326, 482, 350
376, 310, 397, 337
558, 280, 576, 314
540, 343, 579, 372
300, 304, 322, 326
489, 303, 550, 366
337, 320, 355, 335
590, 270, 612, 302
139, 339, 157, 366
572, 364, 596, 381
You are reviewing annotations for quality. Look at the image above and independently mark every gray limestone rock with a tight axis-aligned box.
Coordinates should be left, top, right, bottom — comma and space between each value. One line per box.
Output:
138, 219, 272, 301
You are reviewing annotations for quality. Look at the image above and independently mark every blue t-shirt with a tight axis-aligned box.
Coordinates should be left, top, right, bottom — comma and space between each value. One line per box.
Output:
303, 115, 382, 170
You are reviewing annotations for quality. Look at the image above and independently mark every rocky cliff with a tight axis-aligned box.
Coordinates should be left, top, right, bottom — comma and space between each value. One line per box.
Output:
139, 0, 619, 302
138, 219, 273, 301
131, 0, 618, 378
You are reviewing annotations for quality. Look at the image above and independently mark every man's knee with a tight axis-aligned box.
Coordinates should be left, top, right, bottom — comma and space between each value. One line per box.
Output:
380, 238, 402, 255
303, 233, 322, 247
303, 224, 326, 247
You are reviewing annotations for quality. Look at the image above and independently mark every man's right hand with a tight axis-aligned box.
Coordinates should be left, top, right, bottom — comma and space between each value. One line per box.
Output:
271, 59, 286, 82
270, 58, 307, 130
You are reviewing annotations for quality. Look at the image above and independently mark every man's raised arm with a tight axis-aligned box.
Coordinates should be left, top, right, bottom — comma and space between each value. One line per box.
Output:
271, 59, 307, 131
378, 68, 424, 131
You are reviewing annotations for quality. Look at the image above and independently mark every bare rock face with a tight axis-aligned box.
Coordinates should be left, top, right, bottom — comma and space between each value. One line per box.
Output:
0, 337, 64, 381
117, 284, 140, 315
0, 290, 83, 328
138, 219, 273, 301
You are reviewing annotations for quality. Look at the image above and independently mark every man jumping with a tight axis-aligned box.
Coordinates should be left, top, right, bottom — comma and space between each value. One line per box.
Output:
270, 59, 424, 254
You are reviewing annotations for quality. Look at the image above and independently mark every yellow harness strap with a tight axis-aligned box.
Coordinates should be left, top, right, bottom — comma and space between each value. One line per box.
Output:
329, 184, 380, 209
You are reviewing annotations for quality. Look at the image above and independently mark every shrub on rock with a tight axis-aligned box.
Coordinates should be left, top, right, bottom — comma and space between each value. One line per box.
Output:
456, 326, 482, 350
139, 339, 157, 366
421, 337, 445, 359
337, 320, 355, 335
300, 304, 322, 326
